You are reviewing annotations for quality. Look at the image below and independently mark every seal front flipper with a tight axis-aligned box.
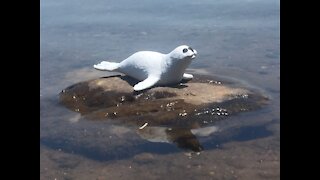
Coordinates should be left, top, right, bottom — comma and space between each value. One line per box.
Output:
93, 61, 120, 71
133, 76, 160, 91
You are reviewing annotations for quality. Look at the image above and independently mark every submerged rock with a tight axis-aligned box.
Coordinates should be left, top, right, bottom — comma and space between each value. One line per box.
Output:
59, 75, 269, 152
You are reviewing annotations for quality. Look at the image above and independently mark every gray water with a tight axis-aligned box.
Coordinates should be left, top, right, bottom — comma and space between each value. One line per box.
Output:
40, 0, 280, 179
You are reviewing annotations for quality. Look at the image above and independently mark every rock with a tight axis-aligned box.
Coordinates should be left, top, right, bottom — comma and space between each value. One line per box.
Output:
59, 75, 268, 128
58, 75, 268, 152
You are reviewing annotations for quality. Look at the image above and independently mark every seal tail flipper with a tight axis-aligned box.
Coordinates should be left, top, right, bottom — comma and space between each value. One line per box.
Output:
93, 61, 120, 71
133, 76, 160, 91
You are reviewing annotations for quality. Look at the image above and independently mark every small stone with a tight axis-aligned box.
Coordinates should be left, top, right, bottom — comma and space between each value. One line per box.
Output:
139, 122, 148, 129
179, 112, 187, 116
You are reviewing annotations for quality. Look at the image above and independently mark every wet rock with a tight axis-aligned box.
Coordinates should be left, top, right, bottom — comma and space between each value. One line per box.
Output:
59, 75, 268, 128
58, 75, 269, 152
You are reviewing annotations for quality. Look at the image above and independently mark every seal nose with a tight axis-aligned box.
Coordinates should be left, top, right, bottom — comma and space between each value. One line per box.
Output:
191, 49, 197, 59
188, 47, 197, 55
193, 49, 197, 55
191, 52, 197, 59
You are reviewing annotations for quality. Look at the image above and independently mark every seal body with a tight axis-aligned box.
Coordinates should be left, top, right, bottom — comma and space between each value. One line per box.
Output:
94, 45, 197, 91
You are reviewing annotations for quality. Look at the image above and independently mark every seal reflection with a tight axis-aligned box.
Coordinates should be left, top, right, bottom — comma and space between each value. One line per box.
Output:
137, 125, 218, 152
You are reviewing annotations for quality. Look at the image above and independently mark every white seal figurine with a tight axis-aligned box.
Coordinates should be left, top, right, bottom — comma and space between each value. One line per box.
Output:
93, 45, 197, 91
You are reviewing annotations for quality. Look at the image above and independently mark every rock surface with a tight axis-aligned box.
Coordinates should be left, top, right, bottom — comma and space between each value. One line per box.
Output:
59, 75, 269, 128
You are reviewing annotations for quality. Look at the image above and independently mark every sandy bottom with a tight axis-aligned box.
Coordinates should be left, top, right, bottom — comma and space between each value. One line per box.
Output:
40, 130, 279, 180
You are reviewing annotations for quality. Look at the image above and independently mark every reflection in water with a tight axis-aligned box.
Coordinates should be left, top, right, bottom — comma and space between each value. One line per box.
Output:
137, 125, 218, 152
40, 113, 274, 162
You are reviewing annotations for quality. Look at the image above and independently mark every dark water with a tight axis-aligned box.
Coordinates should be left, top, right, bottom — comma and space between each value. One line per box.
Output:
40, 0, 279, 179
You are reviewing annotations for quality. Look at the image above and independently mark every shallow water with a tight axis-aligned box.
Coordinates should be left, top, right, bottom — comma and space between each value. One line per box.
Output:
40, 0, 280, 179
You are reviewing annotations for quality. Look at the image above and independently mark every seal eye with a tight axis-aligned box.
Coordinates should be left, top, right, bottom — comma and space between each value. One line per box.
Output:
183, 48, 188, 53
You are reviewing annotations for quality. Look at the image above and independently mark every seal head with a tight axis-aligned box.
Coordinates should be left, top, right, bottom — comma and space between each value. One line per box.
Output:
169, 45, 198, 60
